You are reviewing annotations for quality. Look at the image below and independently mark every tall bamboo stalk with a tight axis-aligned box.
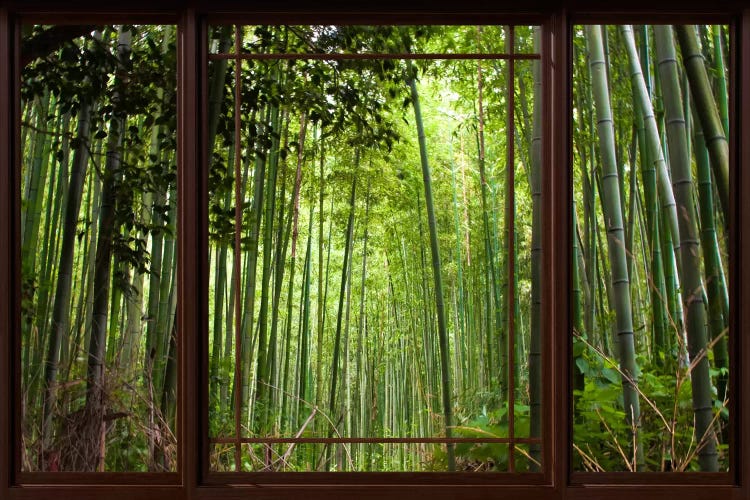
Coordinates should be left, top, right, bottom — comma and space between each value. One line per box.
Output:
326, 166, 357, 470
84, 27, 132, 472
694, 115, 729, 407
41, 92, 93, 456
587, 25, 644, 470
408, 65, 455, 471
676, 25, 728, 221
654, 25, 718, 471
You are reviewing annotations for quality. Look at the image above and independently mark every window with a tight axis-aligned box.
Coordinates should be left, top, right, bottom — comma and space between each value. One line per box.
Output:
1, 3, 748, 500
19, 22, 178, 474
205, 23, 543, 477
572, 23, 732, 476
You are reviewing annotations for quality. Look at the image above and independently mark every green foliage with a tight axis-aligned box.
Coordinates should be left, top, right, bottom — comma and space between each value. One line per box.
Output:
573, 344, 728, 471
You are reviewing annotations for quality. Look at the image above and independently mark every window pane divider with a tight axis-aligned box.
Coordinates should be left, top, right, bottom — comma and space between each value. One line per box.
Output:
208, 437, 543, 444
207, 52, 541, 60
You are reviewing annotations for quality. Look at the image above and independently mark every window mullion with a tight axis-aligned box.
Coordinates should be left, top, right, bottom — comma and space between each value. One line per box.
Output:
178, 7, 201, 495
0, 5, 15, 495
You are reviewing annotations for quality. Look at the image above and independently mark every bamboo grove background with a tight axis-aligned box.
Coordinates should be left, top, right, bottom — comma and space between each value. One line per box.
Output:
17, 22, 730, 474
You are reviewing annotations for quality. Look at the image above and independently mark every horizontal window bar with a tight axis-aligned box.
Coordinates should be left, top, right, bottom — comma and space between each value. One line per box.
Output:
208, 52, 540, 60
208, 437, 542, 444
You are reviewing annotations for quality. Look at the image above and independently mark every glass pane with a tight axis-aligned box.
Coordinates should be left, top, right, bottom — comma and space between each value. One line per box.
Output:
20, 24, 177, 472
207, 24, 543, 473
572, 24, 730, 472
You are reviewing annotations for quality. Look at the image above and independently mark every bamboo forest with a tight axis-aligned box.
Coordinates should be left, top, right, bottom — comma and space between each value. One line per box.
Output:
18, 22, 730, 475
572, 25, 730, 472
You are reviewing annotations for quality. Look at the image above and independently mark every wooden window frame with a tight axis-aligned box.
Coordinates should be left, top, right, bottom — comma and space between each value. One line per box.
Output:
0, 2, 748, 499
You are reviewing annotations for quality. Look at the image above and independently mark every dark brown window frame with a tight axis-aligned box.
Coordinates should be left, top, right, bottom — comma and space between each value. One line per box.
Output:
0, 2, 748, 500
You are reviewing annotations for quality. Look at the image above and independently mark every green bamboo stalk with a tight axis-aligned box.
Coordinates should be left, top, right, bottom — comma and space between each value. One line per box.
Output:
277, 113, 307, 431
144, 187, 165, 381
239, 103, 270, 427
327, 166, 357, 470
222, 243, 236, 417
107, 236, 124, 364
449, 141, 466, 391
675, 25, 728, 220
207, 29, 231, 415
46, 108, 76, 394
210, 216, 228, 410
581, 146, 596, 342
586, 25, 644, 470
654, 25, 718, 471
41, 94, 92, 454
625, 127, 637, 283
415, 195, 436, 414
267, 110, 296, 426
693, 108, 729, 416
572, 201, 585, 402
268, 111, 295, 428
21, 92, 52, 275
660, 213, 682, 352
317, 195, 335, 445
84, 27, 132, 472
635, 100, 669, 353
125, 28, 172, 379
583, 75, 598, 348
82, 140, 103, 366
297, 203, 315, 426
408, 66, 455, 471
315, 138, 326, 415
340, 232, 354, 470
476, 49, 504, 393
253, 99, 285, 431
36, 111, 68, 346
592, 171, 614, 356
621, 26, 682, 278
712, 26, 729, 137
354, 181, 371, 436
154, 191, 176, 395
